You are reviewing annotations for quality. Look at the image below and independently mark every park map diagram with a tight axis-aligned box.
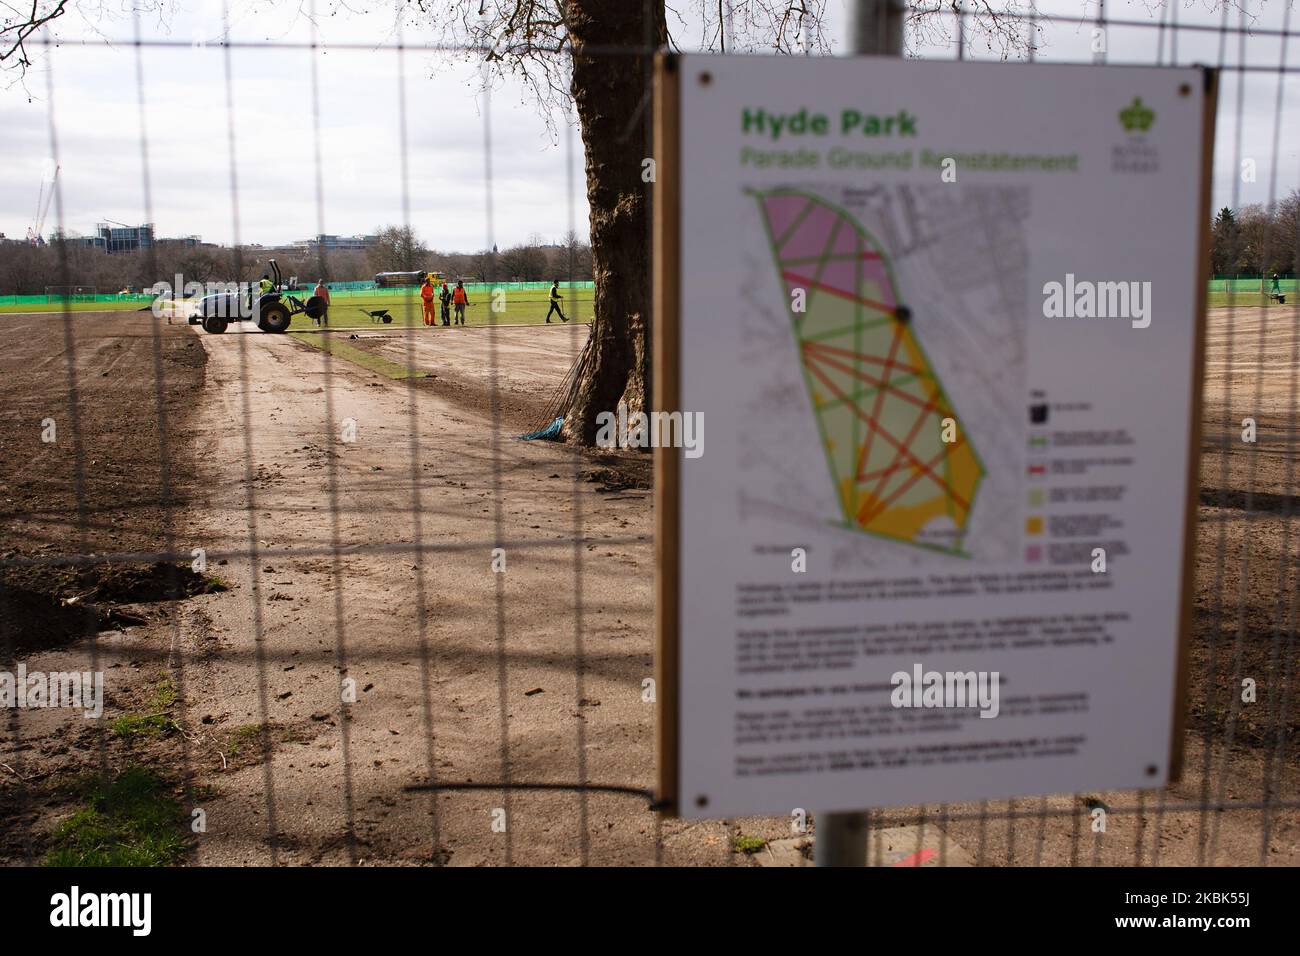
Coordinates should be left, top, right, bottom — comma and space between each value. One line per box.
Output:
749, 187, 1012, 559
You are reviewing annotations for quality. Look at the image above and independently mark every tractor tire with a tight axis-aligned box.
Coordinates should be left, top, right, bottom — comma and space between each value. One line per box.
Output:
202, 315, 228, 334
258, 302, 292, 333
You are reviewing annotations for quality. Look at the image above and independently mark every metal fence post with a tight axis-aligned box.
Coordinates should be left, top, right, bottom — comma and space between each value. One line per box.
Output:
814, 0, 906, 871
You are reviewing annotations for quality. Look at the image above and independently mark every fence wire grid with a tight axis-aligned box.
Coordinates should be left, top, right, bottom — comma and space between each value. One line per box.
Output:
0, 0, 1298, 868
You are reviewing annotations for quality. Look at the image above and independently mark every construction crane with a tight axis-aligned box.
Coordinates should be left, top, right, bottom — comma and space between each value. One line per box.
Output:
27, 164, 59, 245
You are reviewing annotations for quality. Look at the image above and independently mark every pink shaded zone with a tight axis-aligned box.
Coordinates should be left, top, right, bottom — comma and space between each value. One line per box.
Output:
761, 194, 897, 310
816, 258, 863, 301
859, 260, 891, 296
830, 224, 859, 257
761, 195, 811, 248
780, 258, 896, 311
775, 201, 840, 260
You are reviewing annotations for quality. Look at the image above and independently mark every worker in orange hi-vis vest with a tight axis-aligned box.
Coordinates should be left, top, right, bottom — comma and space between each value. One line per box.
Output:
420, 275, 436, 326
452, 280, 470, 326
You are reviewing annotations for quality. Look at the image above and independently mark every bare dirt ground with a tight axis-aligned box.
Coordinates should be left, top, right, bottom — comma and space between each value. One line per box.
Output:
0, 304, 1296, 866
0, 309, 208, 863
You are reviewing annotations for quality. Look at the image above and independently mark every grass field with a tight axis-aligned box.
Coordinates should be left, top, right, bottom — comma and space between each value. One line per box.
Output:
1205, 291, 1292, 309
0, 287, 596, 323
307, 287, 594, 328
0, 288, 1287, 317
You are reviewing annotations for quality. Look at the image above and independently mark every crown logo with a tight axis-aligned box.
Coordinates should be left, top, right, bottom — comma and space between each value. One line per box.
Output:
1120, 97, 1155, 133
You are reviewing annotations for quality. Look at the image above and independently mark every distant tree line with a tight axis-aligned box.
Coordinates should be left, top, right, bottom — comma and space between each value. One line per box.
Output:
366, 226, 594, 284
1210, 190, 1299, 277
0, 223, 593, 295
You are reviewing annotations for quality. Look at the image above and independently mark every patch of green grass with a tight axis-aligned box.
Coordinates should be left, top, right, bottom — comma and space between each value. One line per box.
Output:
45, 766, 188, 866
1206, 291, 1294, 309
110, 713, 170, 737
225, 723, 263, 758
110, 676, 178, 739
731, 834, 767, 855
303, 286, 595, 330
289, 332, 432, 379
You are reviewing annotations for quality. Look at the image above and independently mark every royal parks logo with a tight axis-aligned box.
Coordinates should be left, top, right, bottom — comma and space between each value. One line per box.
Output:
1119, 97, 1155, 133
1113, 96, 1158, 174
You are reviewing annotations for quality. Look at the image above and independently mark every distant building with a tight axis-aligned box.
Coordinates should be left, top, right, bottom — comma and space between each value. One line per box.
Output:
49, 222, 158, 253
62, 233, 105, 250
292, 233, 378, 253
94, 222, 155, 254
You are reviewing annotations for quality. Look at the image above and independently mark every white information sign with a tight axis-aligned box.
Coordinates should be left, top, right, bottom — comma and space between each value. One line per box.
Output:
659, 55, 1212, 818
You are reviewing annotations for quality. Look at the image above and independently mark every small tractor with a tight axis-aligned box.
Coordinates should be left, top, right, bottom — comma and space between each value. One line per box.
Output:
189, 259, 326, 334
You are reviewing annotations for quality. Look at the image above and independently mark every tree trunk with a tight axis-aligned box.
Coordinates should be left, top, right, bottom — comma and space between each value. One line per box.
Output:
561, 1, 663, 444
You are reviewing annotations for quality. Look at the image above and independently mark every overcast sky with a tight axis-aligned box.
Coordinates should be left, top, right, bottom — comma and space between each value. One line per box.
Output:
1, 0, 1297, 252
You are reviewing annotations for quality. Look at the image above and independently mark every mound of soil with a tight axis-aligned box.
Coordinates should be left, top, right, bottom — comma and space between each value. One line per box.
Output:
0, 561, 225, 655
0, 311, 209, 658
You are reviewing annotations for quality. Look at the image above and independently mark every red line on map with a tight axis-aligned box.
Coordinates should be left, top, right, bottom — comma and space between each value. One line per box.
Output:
862, 387, 945, 508
781, 269, 897, 316
858, 394, 943, 486
859, 411, 966, 510
803, 349, 934, 415
801, 339, 949, 501
862, 436, 971, 525
803, 339, 924, 377
855, 321, 903, 480
804, 357, 894, 451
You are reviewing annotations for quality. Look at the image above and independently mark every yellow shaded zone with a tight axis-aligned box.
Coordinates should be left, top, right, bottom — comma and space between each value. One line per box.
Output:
846, 437, 981, 540
856, 490, 951, 539
804, 272, 983, 547
897, 329, 937, 390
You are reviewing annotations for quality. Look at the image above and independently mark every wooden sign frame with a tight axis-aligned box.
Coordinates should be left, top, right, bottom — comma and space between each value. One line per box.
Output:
653, 52, 683, 815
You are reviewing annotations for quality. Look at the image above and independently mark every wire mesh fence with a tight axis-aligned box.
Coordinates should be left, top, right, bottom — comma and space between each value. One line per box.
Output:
0, 0, 1296, 867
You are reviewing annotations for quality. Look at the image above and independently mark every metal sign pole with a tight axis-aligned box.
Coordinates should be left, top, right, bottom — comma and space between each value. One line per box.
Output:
814, 0, 903, 869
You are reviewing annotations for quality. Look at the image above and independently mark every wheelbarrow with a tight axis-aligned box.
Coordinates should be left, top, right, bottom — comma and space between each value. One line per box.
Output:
358, 308, 393, 324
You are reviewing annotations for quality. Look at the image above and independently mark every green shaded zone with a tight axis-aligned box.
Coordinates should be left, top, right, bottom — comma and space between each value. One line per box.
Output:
289, 332, 430, 379
45, 766, 188, 867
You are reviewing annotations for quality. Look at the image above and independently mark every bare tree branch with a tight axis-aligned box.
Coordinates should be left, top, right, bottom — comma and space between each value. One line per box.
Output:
1, 0, 68, 68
